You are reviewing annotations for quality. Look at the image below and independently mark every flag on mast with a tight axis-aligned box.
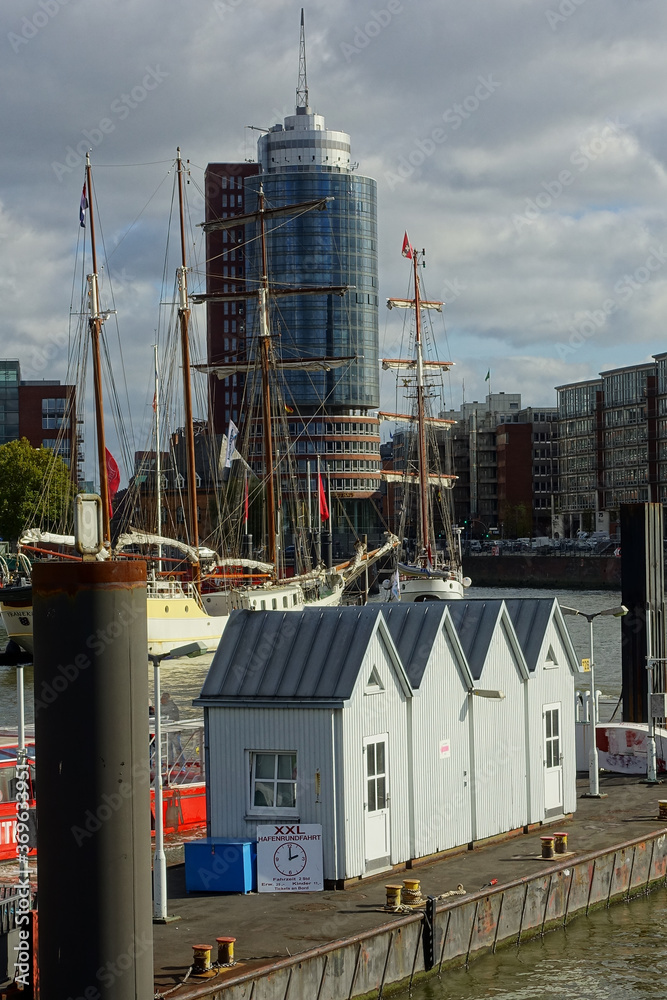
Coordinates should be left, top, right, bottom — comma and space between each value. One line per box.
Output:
79, 184, 88, 228
105, 448, 121, 517
401, 231, 413, 259
318, 474, 329, 521
485, 369, 490, 381
224, 420, 239, 468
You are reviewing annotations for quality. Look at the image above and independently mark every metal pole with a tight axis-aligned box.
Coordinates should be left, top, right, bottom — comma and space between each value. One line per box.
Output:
647, 657, 658, 783
16, 663, 29, 884
152, 657, 168, 921
646, 603, 658, 783
587, 617, 600, 796
33, 561, 153, 999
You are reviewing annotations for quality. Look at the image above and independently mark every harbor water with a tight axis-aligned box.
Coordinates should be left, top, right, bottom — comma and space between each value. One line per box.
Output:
404, 888, 667, 1000
0, 586, 623, 729
3, 584, 658, 999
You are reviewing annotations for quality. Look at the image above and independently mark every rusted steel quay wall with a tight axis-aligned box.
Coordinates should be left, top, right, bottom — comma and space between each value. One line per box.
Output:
176, 829, 667, 1000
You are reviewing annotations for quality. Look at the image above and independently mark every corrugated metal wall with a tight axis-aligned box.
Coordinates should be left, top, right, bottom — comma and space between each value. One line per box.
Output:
409, 625, 472, 857
526, 612, 578, 822
339, 628, 411, 878
470, 620, 529, 841
206, 706, 341, 878
205, 603, 578, 882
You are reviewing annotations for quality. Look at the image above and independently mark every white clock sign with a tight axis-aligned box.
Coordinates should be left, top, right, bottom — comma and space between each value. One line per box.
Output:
256, 823, 323, 892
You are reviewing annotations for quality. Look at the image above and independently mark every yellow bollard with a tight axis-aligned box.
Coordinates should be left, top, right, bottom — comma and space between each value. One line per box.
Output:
658, 800, 667, 821
216, 936, 236, 965
540, 836, 555, 860
554, 832, 568, 854
402, 878, 423, 906
385, 885, 402, 908
192, 944, 213, 975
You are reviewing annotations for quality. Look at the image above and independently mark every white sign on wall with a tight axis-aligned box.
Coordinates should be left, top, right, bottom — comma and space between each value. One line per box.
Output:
439, 739, 451, 759
257, 823, 323, 892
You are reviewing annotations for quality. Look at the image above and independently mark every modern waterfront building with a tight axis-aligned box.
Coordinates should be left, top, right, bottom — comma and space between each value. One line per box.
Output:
202, 15, 382, 548
555, 357, 667, 537
431, 393, 558, 538
0, 359, 77, 475
203, 161, 260, 434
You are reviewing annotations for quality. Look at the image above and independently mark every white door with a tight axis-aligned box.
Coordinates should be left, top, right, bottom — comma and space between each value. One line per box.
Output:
363, 734, 390, 871
544, 703, 563, 815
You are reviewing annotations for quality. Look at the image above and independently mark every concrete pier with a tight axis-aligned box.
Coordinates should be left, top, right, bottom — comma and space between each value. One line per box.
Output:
152, 773, 667, 998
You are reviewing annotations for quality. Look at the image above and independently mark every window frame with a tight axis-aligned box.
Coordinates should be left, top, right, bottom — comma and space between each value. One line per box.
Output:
246, 749, 299, 819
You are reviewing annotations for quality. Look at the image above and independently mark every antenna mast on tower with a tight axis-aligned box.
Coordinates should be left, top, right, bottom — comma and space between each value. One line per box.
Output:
296, 8, 309, 110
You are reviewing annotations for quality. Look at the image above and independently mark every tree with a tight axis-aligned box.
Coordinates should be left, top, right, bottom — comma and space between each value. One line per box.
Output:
0, 438, 75, 542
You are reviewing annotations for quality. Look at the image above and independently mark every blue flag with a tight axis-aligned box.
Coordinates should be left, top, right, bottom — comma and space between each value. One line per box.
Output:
79, 184, 88, 228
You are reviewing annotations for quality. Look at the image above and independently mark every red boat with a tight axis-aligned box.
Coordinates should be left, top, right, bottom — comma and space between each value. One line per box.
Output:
150, 720, 208, 835
0, 722, 207, 863
0, 739, 37, 863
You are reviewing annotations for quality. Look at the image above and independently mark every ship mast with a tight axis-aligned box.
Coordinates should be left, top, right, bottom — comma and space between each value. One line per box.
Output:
257, 183, 278, 572
176, 148, 200, 585
85, 153, 111, 547
412, 250, 432, 566
153, 343, 162, 572
385, 244, 456, 569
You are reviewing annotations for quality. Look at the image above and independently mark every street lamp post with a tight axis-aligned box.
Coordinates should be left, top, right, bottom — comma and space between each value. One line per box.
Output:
560, 603, 628, 798
148, 641, 207, 923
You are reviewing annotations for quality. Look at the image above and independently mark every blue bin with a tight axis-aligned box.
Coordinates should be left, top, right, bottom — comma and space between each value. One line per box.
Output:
184, 838, 257, 893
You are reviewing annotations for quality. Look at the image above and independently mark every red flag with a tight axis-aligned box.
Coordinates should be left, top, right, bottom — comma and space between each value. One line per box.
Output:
318, 474, 329, 521
401, 231, 413, 259
105, 448, 121, 517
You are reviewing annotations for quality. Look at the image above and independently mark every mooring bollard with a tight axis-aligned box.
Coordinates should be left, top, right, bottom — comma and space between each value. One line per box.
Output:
192, 944, 213, 976
554, 832, 568, 854
402, 878, 422, 906
658, 800, 667, 821
385, 885, 402, 908
541, 836, 555, 859
216, 937, 236, 965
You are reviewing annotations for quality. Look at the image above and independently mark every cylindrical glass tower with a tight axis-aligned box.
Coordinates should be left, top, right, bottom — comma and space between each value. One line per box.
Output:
247, 106, 379, 413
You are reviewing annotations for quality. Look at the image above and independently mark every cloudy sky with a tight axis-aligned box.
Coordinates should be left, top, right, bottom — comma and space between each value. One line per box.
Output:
3, 0, 667, 478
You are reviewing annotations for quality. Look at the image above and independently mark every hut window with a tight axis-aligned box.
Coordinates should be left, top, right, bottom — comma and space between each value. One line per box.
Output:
250, 752, 297, 810
544, 645, 558, 669
365, 666, 384, 694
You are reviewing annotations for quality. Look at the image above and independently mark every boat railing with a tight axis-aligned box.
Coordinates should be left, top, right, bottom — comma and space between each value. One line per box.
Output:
146, 577, 188, 599
148, 719, 204, 787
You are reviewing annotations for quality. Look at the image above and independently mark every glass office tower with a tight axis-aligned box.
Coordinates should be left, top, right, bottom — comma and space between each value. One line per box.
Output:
249, 104, 380, 414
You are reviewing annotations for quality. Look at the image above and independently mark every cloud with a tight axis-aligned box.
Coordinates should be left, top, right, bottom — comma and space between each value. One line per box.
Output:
2, 0, 667, 478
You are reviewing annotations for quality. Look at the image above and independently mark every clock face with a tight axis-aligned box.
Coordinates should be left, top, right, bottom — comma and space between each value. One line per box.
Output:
273, 841, 307, 876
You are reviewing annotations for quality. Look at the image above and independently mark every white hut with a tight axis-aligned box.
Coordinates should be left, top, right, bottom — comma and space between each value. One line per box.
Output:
196, 600, 579, 884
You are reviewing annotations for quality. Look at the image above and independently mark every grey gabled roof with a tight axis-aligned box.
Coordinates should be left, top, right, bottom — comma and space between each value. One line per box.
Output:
444, 601, 507, 680
504, 598, 557, 673
197, 599, 560, 705
378, 603, 448, 687
198, 607, 404, 704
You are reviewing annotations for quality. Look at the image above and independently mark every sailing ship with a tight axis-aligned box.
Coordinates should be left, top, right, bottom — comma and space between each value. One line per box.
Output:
1, 152, 399, 655
0, 151, 228, 656
382, 235, 470, 601
192, 180, 396, 606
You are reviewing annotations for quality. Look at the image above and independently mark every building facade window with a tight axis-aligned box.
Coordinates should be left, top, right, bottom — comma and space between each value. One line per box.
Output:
249, 751, 297, 812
